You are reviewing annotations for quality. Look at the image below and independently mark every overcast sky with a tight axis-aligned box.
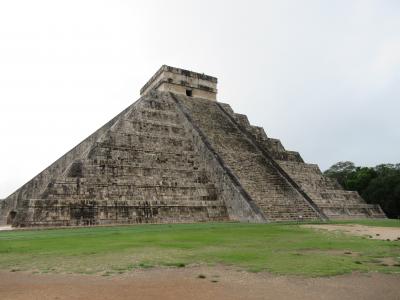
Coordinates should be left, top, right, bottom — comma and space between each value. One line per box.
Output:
0, 0, 399, 198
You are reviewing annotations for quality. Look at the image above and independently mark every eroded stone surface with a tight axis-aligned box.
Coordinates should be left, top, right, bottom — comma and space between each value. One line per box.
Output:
0, 66, 385, 227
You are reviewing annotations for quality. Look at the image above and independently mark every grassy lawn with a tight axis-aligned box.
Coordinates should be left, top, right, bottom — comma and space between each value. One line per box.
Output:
0, 221, 399, 277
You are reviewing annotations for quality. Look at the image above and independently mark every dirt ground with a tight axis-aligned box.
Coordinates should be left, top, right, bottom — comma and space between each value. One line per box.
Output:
303, 224, 400, 241
0, 267, 399, 300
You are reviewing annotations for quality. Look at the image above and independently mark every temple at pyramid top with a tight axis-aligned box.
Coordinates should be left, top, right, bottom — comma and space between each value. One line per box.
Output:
140, 65, 218, 101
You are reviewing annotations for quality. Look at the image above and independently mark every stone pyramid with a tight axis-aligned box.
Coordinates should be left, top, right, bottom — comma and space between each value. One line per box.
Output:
0, 65, 385, 227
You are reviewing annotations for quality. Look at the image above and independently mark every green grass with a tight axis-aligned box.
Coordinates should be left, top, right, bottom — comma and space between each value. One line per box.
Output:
0, 221, 399, 277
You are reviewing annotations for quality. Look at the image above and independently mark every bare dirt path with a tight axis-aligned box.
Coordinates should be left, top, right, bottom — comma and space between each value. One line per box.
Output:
1, 267, 399, 300
303, 224, 400, 241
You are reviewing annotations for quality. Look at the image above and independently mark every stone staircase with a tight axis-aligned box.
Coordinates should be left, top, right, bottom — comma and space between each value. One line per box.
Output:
217, 101, 385, 219
1, 90, 384, 227
16, 93, 229, 226
1, 64, 386, 227
175, 95, 323, 222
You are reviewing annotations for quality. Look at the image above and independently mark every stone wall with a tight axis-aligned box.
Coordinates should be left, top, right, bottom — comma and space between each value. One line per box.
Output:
1, 92, 229, 227
140, 65, 217, 101
0, 104, 133, 225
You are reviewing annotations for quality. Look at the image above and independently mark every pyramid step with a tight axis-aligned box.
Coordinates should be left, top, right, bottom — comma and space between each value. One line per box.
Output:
175, 95, 323, 222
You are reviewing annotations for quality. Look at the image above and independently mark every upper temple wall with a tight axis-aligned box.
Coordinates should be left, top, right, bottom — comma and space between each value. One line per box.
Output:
140, 65, 218, 101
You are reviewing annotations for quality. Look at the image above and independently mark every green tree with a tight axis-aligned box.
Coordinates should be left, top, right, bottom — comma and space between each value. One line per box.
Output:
323, 161, 356, 188
345, 167, 377, 192
324, 162, 400, 218
362, 165, 400, 218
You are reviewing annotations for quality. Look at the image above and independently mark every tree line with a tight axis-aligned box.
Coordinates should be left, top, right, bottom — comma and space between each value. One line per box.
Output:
324, 161, 400, 218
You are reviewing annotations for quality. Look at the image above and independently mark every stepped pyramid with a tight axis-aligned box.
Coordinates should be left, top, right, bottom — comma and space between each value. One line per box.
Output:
0, 65, 385, 227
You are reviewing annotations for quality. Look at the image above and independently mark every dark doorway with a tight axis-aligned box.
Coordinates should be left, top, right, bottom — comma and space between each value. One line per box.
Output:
186, 89, 192, 97
7, 211, 16, 225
